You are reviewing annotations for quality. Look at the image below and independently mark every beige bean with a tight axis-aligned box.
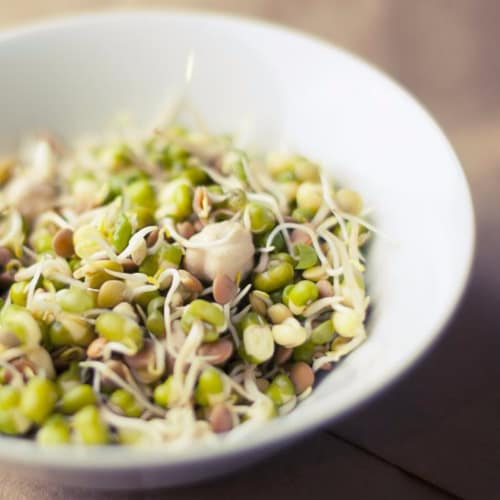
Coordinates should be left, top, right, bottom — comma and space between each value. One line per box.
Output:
86, 337, 108, 359
198, 338, 234, 365
213, 274, 237, 305
317, 279, 334, 297
267, 303, 292, 324
302, 266, 327, 281
275, 346, 293, 365
124, 339, 155, 370
209, 403, 233, 433
97, 280, 127, 308
249, 290, 271, 316
289, 362, 315, 394
53, 228, 75, 258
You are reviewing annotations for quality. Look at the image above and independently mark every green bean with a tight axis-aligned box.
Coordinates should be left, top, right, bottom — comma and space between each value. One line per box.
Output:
159, 181, 193, 220
1, 305, 41, 346
292, 339, 315, 363
195, 367, 224, 406
60, 384, 96, 414
291, 207, 315, 223
0, 386, 20, 410
0, 409, 30, 435
296, 182, 323, 213
95, 312, 144, 352
31, 228, 53, 254
56, 362, 81, 394
139, 244, 183, 275
107, 143, 132, 169
129, 206, 156, 229
176, 165, 209, 185
97, 280, 126, 309
20, 377, 58, 424
56, 287, 96, 313
73, 405, 109, 445
153, 376, 176, 407
9, 281, 28, 306
181, 299, 225, 342
252, 261, 294, 293
125, 179, 157, 210
73, 224, 105, 259
247, 202, 275, 233
266, 373, 295, 406
111, 213, 132, 252
336, 188, 363, 215
224, 188, 247, 211
84, 260, 123, 288
146, 310, 165, 338
332, 309, 362, 338
311, 319, 335, 345
36, 414, 70, 444
287, 280, 319, 308
293, 157, 320, 182
134, 289, 160, 309
242, 324, 274, 364
117, 428, 144, 445
49, 315, 95, 347
269, 252, 295, 266
147, 296, 165, 315
109, 389, 142, 418
237, 312, 266, 334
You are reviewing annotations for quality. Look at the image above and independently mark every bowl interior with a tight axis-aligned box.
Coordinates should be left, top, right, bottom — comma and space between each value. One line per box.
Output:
0, 11, 474, 470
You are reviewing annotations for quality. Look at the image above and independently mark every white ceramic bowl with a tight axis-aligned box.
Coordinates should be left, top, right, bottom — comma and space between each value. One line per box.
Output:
0, 10, 474, 490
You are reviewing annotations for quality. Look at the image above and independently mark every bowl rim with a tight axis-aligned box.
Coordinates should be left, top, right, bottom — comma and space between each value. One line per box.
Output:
0, 8, 475, 470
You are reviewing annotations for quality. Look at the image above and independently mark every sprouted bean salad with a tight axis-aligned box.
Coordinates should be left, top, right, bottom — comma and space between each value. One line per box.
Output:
0, 123, 372, 446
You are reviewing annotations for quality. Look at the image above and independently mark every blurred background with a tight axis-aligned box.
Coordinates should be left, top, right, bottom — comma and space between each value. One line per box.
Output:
0, 2, 498, 499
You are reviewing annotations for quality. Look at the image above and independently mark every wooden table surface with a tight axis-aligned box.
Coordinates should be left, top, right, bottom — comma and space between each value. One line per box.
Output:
1, 2, 499, 499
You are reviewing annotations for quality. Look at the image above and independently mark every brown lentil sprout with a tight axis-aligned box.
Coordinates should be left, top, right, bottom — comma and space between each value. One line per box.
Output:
124, 339, 155, 370
275, 346, 293, 365
209, 403, 233, 433
213, 273, 237, 305
289, 362, 315, 394
0, 246, 13, 269
53, 228, 75, 258
290, 227, 312, 245
177, 221, 196, 238
198, 338, 234, 365
146, 228, 160, 247
317, 279, 334, 297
